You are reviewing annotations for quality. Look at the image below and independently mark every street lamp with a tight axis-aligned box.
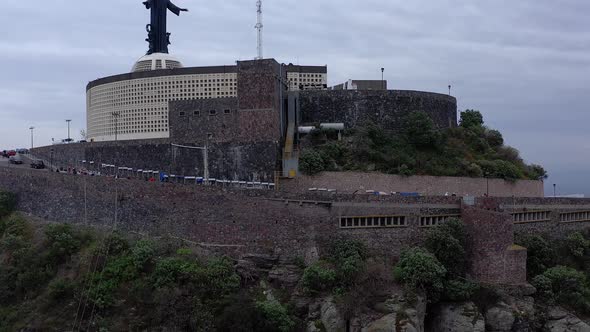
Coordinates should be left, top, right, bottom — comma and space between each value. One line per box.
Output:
29, 126, 34, 149
553, 184, 557, 197
448, 85, 452, 95
381, 68, 385, 90
66, 119, 72, 142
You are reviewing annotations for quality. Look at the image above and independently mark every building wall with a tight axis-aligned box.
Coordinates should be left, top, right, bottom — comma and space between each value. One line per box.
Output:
298, 89, 457, 130
86, 61, 325, 142
87, 67, 239, 142
282, 172, 544, 198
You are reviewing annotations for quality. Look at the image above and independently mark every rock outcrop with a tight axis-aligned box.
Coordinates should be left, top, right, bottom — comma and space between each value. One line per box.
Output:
543, 307, 590, 332
485, 302, 515, 331
429, 302, 485, 332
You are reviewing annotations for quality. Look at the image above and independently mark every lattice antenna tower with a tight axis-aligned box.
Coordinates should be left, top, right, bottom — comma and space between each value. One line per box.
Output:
255, 0, 264, 59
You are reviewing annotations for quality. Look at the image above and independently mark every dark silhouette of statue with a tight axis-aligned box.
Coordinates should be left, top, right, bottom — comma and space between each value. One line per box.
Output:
143, 0, 188, 55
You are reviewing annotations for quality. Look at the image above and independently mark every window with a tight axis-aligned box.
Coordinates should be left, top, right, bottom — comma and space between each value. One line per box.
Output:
560, 211, 590, 223
419, 215, 461, 227
224, 109, 231, 114
179, 111, 186, 117
209, 110, 217, 116
511, 211, 551, 223
339, 215, 407, 229
193, 110, 200, 116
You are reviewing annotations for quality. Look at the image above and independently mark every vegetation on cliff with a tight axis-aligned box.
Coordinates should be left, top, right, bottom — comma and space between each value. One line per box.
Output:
299, 110, 547, 181
517, 231, 590, 314
0, 196, 297, 331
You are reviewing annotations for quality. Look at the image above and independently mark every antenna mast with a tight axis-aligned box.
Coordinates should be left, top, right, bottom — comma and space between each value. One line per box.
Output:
255, 0, 263, 60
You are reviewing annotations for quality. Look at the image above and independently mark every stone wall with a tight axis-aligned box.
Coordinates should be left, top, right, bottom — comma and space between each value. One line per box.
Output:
462, 206, 527, 285
0, 167, 463, 259
31, 139, 279, 182
297, 90, 457, 130
282, 172, 544, 198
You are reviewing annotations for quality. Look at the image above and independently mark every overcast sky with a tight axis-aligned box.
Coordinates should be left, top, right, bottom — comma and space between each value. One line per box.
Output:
1, 1, 588, 195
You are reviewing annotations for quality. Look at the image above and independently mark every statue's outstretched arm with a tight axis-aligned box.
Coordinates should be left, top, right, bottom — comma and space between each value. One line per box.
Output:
167, 1, 188, 16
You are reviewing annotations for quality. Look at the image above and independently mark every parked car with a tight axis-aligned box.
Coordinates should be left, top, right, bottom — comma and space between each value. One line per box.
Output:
7, 150, 16, 157
9, 155, 23, 164
1, 150, 7, 158
30, 160, 45, 169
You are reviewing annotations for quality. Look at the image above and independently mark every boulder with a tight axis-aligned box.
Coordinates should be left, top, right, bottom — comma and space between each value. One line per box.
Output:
429, 302, 485, 332
268, 265, 302, 288
235, 253, 278, 281
544, 307, 590, 332
485, 303, 515, 331
320, 297, 346, 332
362, 292, 426, 332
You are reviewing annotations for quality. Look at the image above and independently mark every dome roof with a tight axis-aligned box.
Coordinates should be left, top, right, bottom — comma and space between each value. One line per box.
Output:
131, 53, 184, 72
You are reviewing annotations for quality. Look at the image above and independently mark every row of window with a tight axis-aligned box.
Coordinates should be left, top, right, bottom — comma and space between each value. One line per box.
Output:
339, 216, 407, 229
560, 211, 590, 223
512, 211, 551, 223
179, 109, 234, 117
420, 215, 461, 227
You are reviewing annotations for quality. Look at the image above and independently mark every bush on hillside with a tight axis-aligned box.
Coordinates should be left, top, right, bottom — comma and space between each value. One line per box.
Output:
425, 218, 467, 277
393, 247, 447, 302
299, 150, 325, 175
516, 235, 555, 278
532, 266, 590, 313
565, 232, 590, 258
302, 262, 337, 293
0, 191, 16, 218
255, 300, 296, 332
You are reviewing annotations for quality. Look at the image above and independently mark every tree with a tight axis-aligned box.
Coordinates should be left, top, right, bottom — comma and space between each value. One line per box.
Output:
393, 247, 447, 301
460, 110, 484, 129
403, 111, 438, 148
425, 218, 467, 277
299, 150, 325, 175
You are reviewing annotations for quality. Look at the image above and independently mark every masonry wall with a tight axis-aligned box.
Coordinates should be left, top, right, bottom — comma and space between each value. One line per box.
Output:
0, 167, 467, 259
282, 172, 544, 197
31, 139, 279, 182
297, 90, 458, 130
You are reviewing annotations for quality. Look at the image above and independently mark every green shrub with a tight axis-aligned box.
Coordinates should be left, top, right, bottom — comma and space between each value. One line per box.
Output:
202, 258, 241, 299
532, 266, 590, 313
566, 232, 589, 258
329, 239, 367, 282
302, 262, 337, 293
516, 235, 555, 278
48, 278, 77, 302
44, 224, 82, 264
255, 300, 296, 332
460, 110, 484, 129
393, 247, 447, 301
442, 279, 479, 302
131, 239, 156, 270
0, 192, 17, 218
1, 214, 31, 239
425, 218, 466, 277
151, 257, 199, 288
104, 233, 129, 255
299, 150, 325, 175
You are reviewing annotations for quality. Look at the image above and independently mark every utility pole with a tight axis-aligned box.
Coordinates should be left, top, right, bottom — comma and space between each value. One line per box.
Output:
381, 68, 385, 90
29, 126, 34, 149
66, 119, 72, 142
255, 0, 263, 60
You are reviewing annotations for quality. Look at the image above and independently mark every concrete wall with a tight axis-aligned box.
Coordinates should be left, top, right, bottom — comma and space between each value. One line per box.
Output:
282, 172, 544, 198
297, 90, 457, 130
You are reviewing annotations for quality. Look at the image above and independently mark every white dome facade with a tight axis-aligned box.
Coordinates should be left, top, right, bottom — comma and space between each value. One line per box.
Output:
132, 53, 184, 72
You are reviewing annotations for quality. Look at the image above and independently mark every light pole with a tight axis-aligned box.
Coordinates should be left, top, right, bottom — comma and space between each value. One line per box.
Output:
66, 120, 72, 142
553, 184, 557, 197
381, 68, 385, 90
29, 126, 34, 149
448, 85, 452, 95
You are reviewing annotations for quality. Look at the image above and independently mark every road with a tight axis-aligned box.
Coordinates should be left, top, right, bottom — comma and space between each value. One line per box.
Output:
0, 154, 49, 172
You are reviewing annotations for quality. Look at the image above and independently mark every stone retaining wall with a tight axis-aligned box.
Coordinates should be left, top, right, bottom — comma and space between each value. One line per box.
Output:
282, 172, 544, 198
